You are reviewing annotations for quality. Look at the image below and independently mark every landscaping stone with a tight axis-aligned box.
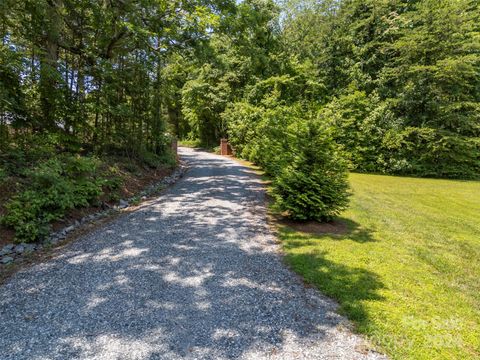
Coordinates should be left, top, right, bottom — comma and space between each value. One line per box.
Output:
24, 244, 36, 252
2, 244, 14, 252
14, 245, 25, 254
49, 237, 61, 245
1, 248, 13, 256
0, 163, 187, 266
1, 256, 14, 264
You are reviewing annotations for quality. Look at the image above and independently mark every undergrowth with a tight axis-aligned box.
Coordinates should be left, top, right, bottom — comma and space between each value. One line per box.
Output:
0, 137, 176, 243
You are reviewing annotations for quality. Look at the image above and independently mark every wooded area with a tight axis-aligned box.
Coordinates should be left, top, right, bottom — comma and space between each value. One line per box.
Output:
0, 0, 479, 240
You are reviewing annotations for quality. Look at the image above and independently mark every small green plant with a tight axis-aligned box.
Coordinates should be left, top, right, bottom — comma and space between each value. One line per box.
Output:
0, 155, 107, 242
102, 164, 125, 194
129, 195, 142, 205
122, 162, 140, 174
138, 149, 176, 169
108, 192, 121, 202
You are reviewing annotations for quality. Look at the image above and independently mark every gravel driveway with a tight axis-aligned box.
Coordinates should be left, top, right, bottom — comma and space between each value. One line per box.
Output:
0, 147, 385, 360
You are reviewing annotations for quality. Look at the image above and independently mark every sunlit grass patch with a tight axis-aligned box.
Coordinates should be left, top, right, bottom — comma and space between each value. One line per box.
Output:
279, 173, 480, 359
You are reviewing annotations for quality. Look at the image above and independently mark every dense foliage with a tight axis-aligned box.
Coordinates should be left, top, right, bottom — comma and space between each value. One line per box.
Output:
177, 0, 479, 180
0, 0, 231, 157
1, 155, 106, 242
176, 0, 479, 218
280, 0, 480, 178
1, 0, 479, 236
271, 119, 350, 221
0, 0, 231, 241
224, 100, 350, 221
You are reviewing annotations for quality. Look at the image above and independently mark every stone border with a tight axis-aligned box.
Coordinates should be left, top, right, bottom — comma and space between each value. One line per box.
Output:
0, 163, 188, 266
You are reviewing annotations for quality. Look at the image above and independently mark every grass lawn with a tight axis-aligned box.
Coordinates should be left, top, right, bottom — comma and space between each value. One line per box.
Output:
279, 173, 480, 359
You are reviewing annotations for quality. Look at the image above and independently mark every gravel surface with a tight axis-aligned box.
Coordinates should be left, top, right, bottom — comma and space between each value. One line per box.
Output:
0, 147, 386, 360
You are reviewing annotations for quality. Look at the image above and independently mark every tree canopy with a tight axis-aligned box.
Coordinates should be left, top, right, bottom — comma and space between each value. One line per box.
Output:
1, 0, 479, 228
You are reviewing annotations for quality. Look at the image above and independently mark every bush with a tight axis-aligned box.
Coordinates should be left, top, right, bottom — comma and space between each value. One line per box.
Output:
0, 134, 57, 177
1, 155, 106, 242
138, 148, 177, 169
226, 102, 301, 176
272, 119, 350, 221
321, 91, 394, 173
223, 102, 262, 161
226, 100, 351, 222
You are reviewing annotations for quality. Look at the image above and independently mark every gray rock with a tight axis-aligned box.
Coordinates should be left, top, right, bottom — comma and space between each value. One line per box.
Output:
118, 199, 129, 208
0, 248, 12, 256
49, 236, 61, 245
64, 225, 75, 233
1, 256, 14, 264
14, 245, 25, 254
24, 244, 36, 252
2, 244, 14, 252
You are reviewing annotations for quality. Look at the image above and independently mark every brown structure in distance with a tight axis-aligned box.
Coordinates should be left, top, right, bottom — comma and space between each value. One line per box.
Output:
220, 139, 233, 156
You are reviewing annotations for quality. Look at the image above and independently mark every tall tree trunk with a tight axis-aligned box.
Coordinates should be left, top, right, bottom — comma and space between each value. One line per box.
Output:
38, 0, 62, 131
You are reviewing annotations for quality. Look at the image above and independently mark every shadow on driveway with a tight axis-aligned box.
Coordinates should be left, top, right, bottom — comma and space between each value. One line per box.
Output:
0, 148, 385, 359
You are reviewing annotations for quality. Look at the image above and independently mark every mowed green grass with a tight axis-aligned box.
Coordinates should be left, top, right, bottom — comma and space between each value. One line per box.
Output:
279, 173, 480, 359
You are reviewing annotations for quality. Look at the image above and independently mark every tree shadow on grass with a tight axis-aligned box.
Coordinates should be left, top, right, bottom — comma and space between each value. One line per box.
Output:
280, 217, 377, 243
281, 227, 385, 332
334, 217, 377, 244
